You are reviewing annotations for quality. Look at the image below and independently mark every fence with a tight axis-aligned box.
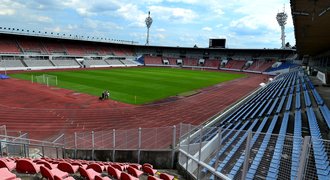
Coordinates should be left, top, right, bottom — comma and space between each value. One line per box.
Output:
0, 123, 196, 161
63, 123, 195, 150
0, 134, 64, 158
178, 126, 330, 180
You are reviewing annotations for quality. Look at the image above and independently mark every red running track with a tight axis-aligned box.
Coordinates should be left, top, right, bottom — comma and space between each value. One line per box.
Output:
0, 72, 267, 143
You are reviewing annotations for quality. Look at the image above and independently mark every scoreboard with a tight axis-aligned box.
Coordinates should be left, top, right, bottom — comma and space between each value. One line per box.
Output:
209, 38, 226, 48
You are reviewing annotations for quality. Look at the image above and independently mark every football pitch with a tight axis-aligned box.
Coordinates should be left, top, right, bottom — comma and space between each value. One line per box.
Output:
10, 67, 246, 104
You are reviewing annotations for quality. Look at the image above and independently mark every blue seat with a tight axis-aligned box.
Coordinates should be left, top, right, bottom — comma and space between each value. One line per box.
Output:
319, 105, 330, 129
266, 112, 289, 179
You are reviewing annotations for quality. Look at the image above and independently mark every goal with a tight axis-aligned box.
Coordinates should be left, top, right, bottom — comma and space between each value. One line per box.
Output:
33, 74, 58, 87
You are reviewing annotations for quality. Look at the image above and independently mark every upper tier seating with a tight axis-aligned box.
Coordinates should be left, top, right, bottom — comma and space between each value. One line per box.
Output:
0, 37, 21, 54
43, 41, 67, 54
64, 43, 85, 56
18, 38, 48, 54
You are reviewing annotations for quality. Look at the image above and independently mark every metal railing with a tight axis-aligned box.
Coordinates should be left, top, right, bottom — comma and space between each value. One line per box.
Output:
0, 134, 64, 158
178, 126, 330, 180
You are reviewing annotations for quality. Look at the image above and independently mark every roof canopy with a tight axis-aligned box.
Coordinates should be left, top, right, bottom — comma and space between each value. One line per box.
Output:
291, 0, 330, 56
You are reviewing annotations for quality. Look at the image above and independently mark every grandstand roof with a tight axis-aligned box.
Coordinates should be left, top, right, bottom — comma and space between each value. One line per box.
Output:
291, 0, 330, 56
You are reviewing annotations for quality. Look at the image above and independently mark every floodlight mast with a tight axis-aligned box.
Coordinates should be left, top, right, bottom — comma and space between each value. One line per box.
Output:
276, 7, 288, 49
145, 11, 153, 45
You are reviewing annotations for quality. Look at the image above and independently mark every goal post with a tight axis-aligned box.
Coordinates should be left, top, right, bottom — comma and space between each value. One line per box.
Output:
34, 74, 58, 87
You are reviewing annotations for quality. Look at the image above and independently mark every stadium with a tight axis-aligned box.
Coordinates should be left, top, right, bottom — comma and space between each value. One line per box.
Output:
0, 0, 329, 180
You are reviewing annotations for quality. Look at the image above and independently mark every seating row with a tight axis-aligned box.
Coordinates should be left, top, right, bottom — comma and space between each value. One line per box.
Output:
306, 107, 330, 179
0, 157, 175, 180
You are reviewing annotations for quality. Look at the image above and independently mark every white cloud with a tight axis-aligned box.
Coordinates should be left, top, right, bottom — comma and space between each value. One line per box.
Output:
0, 0, 25, 16
156, 28, 166, 32
202, 27, 212, 31
0, 9, 15, 16
148, 6, 198, 23
116, 3, 146, 27
36, 16, 52, 23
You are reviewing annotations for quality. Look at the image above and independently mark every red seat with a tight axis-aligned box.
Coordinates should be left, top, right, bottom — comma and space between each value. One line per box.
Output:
95, 175, 112, 180
71, 161, 88, 169
129, 164, 141, 170
0, 167, 20, 180
37, 160, 57, 169
40, 166, 69, 180
54, 175, 75, 180
143, 163, 153, 169
16, 159, 41, 174
79, 166, 101, 180
159, 173, 174, 180
107, 165, 122, 179
147, 176, 162, 180
127, 166, 143, 178
120, 172, 138, 180
57, 162, 79, 174
143, 166, 157, 176
0, 159, 16, 171
87, 163, 105, 173
111, 163, 125, 171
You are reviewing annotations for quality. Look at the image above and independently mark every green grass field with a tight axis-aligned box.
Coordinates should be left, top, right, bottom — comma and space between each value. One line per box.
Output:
10, 67, 246, 104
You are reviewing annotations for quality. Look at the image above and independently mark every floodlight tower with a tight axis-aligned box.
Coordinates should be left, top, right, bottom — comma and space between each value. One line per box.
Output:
276, 7, 288, 49
145, 11, 153, 45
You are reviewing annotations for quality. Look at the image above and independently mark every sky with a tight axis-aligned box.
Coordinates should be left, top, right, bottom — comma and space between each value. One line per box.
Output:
0, 0, 295, 49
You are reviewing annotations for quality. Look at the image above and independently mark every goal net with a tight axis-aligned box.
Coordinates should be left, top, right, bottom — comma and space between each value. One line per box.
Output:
34, 74, 58, 87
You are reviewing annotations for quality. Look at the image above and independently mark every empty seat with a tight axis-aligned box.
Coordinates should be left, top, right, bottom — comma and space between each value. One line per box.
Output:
16, 159, 41, 174
87, 163, 105, 173
120, 172, 139, 180
40, 166, 69, 180
143, 165, 157, 176
108, 165, 122, 179
57, 162, 79, 174
79, 166, 101, 180
159, 173, 174, 180
127, 166, 143, 178
0, 159, 16, 171
0, 167, 21, 180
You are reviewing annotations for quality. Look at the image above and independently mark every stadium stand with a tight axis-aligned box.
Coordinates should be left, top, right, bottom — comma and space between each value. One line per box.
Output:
179, 68, 330, 179
247, 59, 275, 72
143, 55, 163, 65
203, 59, 220, 69
23, 59, 54, 67
105, 59, 125, 66
183, 58, 198, 66
83, 59, 109, 67
0, 59, 26, 68
63, 42, 86, 56
51, 59, 81, 68
266, 61, 298, 72
0, 36, 21, 54
224, 60, 246, 70
42, 40, 67, 55
17, 37, 48, 54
